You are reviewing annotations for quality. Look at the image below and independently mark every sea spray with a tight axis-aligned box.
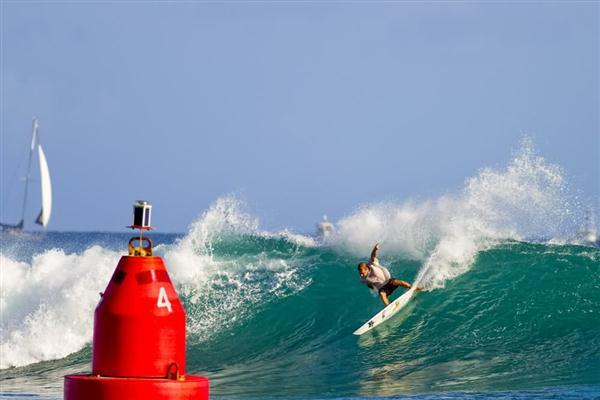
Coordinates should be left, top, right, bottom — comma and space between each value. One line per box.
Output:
0, 246, 119, 369
335, 139, 585, 289
0, 199, 314, 369
162, 196, 312, 340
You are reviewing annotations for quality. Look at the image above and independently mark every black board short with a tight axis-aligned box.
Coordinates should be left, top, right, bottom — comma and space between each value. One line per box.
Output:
379, 279, 399, 296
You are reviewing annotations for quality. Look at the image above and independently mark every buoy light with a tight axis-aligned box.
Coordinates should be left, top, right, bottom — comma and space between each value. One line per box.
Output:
132, 200, 152, 229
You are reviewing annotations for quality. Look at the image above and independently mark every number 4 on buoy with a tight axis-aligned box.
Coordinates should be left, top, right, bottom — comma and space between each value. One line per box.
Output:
157, 286, 172, 312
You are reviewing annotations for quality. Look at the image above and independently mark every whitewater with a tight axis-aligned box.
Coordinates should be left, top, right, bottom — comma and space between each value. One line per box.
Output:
1, 142, 599, 399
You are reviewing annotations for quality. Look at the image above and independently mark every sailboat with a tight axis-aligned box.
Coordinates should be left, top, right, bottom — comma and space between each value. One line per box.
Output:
1, 118, 52, 232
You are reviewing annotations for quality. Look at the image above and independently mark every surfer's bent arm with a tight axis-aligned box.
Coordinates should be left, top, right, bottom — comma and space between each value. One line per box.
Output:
370, 242, 380, 264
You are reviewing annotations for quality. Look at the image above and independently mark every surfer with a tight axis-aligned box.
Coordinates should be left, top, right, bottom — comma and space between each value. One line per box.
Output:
358, 242, 421, 306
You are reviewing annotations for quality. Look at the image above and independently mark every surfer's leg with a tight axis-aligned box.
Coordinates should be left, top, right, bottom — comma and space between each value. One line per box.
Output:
390, 279, 411, 289
379, 291, 390, 306
406, 282, 424, 291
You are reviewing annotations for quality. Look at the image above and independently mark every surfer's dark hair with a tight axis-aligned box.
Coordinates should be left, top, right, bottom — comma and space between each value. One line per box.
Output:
357, 262, 368, 270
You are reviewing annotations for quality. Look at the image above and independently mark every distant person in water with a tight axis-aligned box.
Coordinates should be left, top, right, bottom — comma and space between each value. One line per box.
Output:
358, 242, 421, 306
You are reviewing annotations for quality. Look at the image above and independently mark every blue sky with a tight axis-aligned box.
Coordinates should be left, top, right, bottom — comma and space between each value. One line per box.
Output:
1, 1, 598, 232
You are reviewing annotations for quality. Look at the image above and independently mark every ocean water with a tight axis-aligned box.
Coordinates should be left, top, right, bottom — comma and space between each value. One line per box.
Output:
1, 144, 599, 399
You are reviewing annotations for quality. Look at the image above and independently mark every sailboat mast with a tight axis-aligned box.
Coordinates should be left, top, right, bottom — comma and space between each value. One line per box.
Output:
20, 118, 38, 224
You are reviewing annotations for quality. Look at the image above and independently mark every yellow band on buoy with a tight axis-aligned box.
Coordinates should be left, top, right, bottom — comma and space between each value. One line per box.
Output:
128, 237, 153, 256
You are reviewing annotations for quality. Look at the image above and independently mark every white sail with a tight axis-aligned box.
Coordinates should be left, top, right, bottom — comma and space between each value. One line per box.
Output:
30, 119, 39, 150
35, 144, 52, 228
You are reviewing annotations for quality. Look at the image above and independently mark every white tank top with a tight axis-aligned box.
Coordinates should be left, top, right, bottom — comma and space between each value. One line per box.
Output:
360, 261, 391, 290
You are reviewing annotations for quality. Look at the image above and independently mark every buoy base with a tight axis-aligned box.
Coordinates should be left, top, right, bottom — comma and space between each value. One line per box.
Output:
64, 374, 209, 400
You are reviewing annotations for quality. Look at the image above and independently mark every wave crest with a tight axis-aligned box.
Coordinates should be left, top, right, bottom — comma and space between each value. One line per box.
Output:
336, 139, 584, 289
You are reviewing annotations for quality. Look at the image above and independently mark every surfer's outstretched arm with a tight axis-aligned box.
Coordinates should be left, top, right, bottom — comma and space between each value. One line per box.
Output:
370, 242, 380, 264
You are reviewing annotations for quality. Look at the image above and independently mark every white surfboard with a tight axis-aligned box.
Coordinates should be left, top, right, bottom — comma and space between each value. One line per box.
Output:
353, 287, 417, 335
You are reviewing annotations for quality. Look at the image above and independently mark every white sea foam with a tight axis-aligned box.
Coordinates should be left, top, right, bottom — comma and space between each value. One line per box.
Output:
277, 229, 317, 248
335, 139, 585, 289
0, 198, 310, 369
161, 196, 310, 341
0, 246, 119, 369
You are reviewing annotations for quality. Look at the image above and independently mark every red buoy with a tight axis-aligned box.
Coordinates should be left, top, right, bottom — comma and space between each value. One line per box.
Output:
65, 201, 209, 399
93, 253, 186, 377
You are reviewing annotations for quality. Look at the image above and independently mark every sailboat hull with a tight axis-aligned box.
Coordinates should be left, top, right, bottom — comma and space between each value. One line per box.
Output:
0, 220, 24, 232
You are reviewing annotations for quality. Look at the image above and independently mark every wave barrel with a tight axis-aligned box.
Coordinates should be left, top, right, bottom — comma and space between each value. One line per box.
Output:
64, 201, 209, 399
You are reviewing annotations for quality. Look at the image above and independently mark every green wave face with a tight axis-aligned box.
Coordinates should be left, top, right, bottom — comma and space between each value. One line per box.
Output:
177, 235, 600, 397
0, 232, 598, 399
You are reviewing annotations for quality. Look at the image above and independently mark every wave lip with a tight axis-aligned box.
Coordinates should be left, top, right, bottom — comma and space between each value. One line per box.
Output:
161, 196, 313, 342
0, 197, 315, 371
335, 139, 587, 289
0, 246, 119, 369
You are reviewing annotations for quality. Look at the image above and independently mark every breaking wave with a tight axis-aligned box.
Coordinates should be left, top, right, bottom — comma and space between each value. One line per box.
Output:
1, 140, 598, 398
